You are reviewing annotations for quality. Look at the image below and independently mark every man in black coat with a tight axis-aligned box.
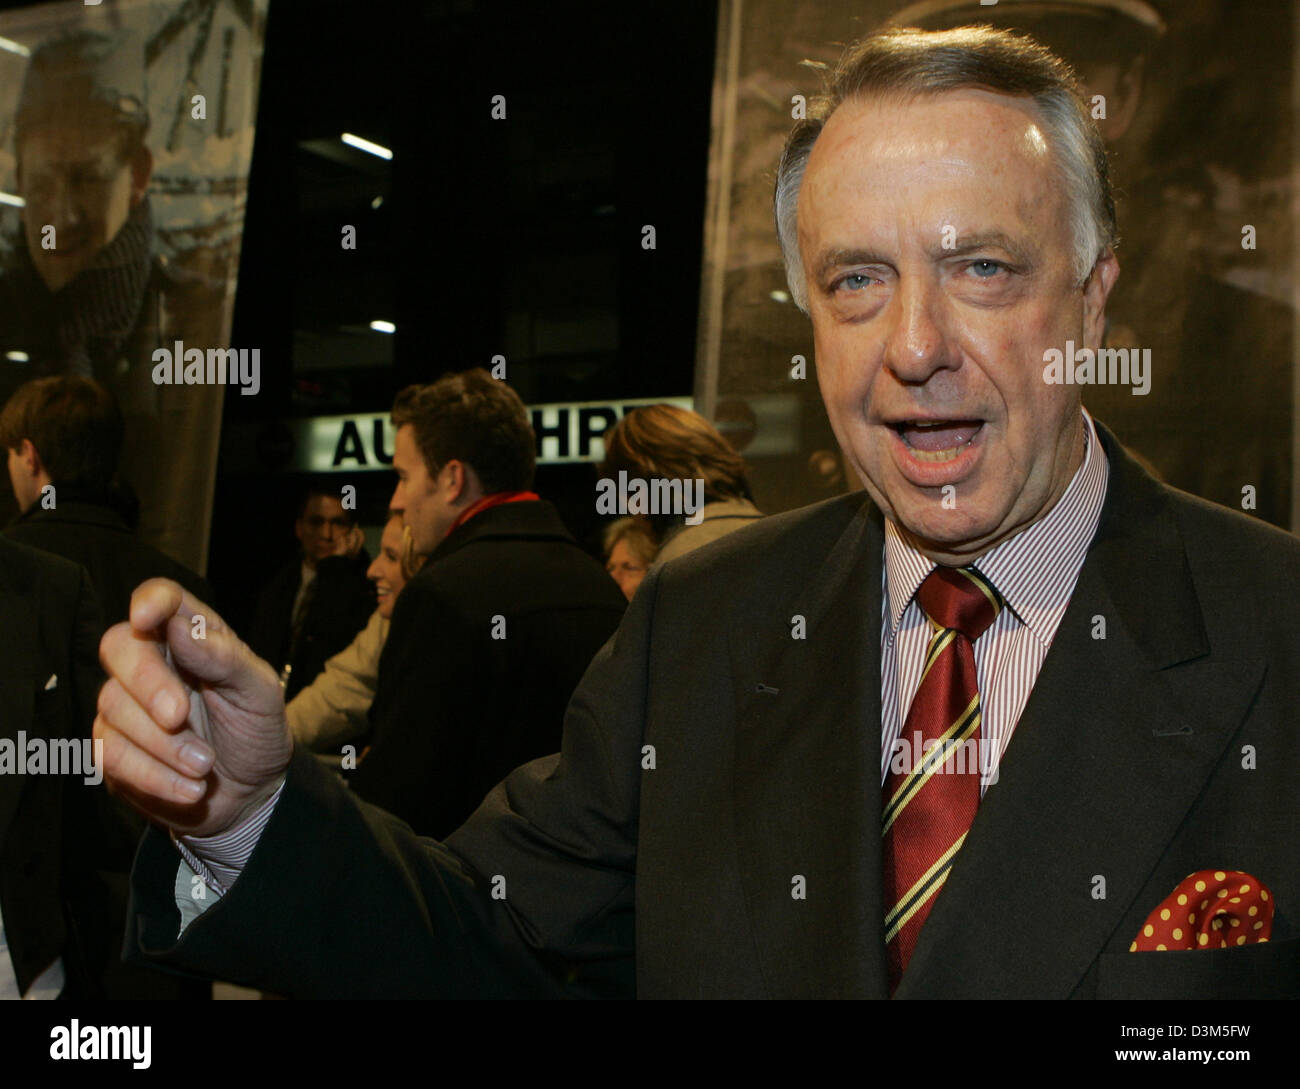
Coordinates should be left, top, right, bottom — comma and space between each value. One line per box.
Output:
0, 535, 168, 999
2, 375, 212, 625
346, 370, 626, 837
1, 376, 208, 999
245, 483, 375, 701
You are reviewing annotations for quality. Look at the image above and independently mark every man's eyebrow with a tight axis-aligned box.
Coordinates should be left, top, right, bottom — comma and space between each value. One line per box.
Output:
812, 233, 1036, 282
931, 231, 1035, 264
812, 248, 893, 282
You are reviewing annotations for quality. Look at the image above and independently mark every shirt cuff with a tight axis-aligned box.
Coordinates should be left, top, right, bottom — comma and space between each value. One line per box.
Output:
171, 778, 286, 897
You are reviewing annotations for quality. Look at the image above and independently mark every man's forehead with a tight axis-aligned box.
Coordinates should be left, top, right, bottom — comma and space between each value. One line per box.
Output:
812, 87, 1051, 171
799, 88, 1064, 248
20, 123, 122, 163
392, 427, 424, 473
305, 494, 344, 515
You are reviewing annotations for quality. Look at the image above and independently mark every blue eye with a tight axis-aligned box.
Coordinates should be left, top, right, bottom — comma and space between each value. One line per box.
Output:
970, 260, 1002, 278
838, 273, 871, 291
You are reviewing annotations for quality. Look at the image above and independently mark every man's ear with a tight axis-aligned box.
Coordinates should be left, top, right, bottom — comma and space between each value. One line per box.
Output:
17, 437, 42, 477
1082, 248, 1120, 348
129, 147, 153, 206
441, 459, 468, 503
1107, 56, 1147, 141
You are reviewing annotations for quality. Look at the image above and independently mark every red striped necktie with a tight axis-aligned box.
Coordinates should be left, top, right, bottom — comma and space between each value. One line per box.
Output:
883, 564, 1002, 993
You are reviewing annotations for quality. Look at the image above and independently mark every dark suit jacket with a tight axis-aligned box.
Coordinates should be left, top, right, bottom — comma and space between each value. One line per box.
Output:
349, 499, 627, 838
247, 552, 376, 701
124, 424, 1300, 997
0, 537, 145, 998
5, 494, 213, 628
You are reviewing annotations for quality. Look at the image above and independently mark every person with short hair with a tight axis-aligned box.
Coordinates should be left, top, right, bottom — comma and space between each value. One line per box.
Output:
0, 29, 226, 573
601, 517, 657, 601
600, 403, 763, 564
246, 481, 376, 701
97, 26, 1299, 999
2, 375, 211, 626
0, 380, 207, 998
334, 368, 626, 837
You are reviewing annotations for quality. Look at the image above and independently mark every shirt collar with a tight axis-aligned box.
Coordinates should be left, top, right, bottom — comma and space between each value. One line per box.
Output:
884, 408, 1110, 648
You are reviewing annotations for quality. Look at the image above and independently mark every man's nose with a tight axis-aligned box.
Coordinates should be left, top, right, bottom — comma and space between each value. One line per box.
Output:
881, 277, 956, 383
41, 182, 84, 232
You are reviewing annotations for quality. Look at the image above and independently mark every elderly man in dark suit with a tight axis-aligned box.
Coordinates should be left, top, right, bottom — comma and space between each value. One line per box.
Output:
94, 26, 1298, 998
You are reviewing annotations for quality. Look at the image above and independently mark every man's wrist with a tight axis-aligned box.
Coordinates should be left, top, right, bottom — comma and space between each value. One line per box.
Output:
173, 775, 287, 894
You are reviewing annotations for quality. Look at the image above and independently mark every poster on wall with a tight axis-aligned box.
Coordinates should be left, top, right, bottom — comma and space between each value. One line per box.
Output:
697, 0, 1297, 531
0, 0, 269, 573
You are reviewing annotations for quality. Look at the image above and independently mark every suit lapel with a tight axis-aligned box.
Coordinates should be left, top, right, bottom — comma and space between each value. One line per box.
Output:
731, 500, 890, 998
896, 426, 1265, 997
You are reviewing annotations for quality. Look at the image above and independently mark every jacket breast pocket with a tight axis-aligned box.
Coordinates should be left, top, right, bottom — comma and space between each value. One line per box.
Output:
1096, 937, 1300, 999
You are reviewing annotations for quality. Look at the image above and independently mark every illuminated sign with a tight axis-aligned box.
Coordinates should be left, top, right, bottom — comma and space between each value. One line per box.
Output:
290, 396, 695, 472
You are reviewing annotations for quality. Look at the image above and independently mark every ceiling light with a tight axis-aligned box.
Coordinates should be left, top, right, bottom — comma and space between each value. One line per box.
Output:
342, 133, 392, 160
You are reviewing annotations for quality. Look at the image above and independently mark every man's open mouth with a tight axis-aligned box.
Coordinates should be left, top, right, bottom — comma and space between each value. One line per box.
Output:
892, 420, 983, 463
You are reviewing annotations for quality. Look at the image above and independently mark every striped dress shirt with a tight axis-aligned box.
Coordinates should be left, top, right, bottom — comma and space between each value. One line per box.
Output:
880, 408, 1110, 794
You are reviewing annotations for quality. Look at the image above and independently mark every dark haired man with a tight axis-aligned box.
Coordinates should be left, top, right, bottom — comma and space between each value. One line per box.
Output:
3, 375, 210, 626
345, 369, 626, 836
0, 28, 224, 573
0, 392, 207, 997
246, 483, 375, 702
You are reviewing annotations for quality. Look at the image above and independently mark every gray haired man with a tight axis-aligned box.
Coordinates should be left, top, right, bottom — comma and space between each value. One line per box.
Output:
94, 26, 1298, 999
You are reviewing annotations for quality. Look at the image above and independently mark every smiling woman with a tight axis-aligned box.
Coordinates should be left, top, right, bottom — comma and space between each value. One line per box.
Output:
282, 511, 421, 755
367, 511, 416, 620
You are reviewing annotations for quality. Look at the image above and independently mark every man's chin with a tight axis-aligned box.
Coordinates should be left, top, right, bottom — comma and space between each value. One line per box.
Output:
34, 252, 94, 293
886, 502, 1011, 562
36, 268, 79, 294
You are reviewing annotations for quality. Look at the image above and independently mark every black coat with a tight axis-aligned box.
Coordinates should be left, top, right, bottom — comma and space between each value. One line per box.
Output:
124, 425, 1300, 997
0, 537, 199, 998
5, 494, 213, 628
246, 552, 376, 701
348, 499, 626, 838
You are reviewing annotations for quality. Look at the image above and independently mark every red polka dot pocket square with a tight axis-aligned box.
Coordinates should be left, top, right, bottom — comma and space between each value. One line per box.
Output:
1131, 870, 1273, 952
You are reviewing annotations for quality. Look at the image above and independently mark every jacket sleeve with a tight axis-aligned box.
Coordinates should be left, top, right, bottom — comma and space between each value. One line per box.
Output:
121, 565, 662, 997
285, 610, 386, 752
